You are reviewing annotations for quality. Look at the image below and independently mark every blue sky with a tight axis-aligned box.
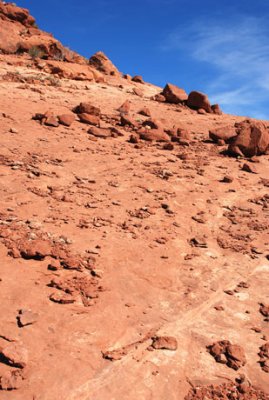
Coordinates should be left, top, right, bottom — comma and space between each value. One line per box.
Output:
16, 0, 269, 119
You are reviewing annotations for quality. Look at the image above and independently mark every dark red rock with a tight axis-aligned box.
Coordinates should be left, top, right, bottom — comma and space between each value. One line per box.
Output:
78, 113, 100, 126
162, 83, 188, 104
211, 104, 222, 115
208, 340, 246, 370
228, 120, 269, 157
242, 163, 258, 174
132, 75, 144, 84
73, 103, 100, 116
44, 115, 59, 127
139, 129, 170, 142
120, 115, 138, 128
187, 91, 211, 113
58, 114, 75, 127
88, 126, 112, 138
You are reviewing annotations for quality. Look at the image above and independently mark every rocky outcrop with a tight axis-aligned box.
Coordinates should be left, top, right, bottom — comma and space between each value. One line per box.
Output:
89, 51, 120, 76
228, 119, 269, 157
0, 2, 85, 62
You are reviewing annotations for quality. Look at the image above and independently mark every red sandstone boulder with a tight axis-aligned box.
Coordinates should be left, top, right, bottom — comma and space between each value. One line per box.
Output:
187, 91, 211, 113
89, 51, 120, 76
211, 104, 222, 115
120, 115, 138, 128
88, 126, 112, 138
118, 100, 131, 114
132, 75, 144, 84
162, 83, 188, 104
58, 114, 75, 127
228, 120, 269, 157
209, 126, 237, 143
73, 103, 100, 116
208, 340, 246, 370
139, 129, 170, 142
44, 115, 59, 127
78, 113, 100, 126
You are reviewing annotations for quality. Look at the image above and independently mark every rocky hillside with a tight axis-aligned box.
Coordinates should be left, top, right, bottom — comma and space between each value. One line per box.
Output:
0, 2, 268, 399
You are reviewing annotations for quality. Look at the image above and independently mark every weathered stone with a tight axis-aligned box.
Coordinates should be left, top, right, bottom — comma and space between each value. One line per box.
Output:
132, 75, 144, 84
151, 336, 178, 351
139, 129, 170, 142
88, 126, 112, 138
228, 120, 269, 157
89, 51, 120, 76
187, 91, 211, 113
78, 113, 100, 126
209, 126, 237, 143
162, 83, 188, 104
58, 114, 75, 127
73, 102, 100, 116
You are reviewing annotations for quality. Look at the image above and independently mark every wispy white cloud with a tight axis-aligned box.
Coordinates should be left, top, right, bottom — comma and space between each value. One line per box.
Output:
161, 16, 269, 119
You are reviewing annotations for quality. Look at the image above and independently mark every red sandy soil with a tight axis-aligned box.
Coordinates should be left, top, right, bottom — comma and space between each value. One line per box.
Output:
0, 6, 269, 400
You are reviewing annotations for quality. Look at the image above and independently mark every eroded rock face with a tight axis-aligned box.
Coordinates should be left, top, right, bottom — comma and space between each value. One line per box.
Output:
0, 2, 86, 62
89, 51, 120, 76
0, 2, 35, 27
187, 91, 211, 113
228, 120, 269, 157
162, 83, 188, 104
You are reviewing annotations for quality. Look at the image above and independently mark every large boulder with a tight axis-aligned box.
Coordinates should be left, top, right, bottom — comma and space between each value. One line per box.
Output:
228, 120, 269, 157
187, 91, 211, 113
89, 51, 120, 76
209, 126, 237, 143
162, 83, 188, 104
